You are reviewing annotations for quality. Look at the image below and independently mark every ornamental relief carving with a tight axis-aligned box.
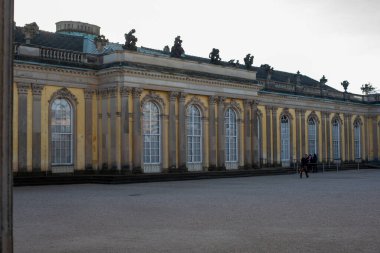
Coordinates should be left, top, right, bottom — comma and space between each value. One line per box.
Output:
307, 111, 320, 124
185, 96, 207, 116
141, 91, 166, 111
280, 108, 293, 121
224, 99, 243, 119
49, 87, 78, 104
353, 116, 363, 126
331, 113, 343, 125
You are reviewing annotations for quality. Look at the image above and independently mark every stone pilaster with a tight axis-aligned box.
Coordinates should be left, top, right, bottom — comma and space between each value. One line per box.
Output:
321, 111, 326, 162
250, 101, 258, 167
295, 109, 301, 161
132, 88, 143, 172
217, 96, 226, 170
178, 92, 187, 170
326, 112, 331, 161
31, 84, 43, 172
271, 107, 278, 165
265, 106, 272, 165
372, 116, 378, 160
1, 0, 14, 250
17, 83, 29, 172
300, 110, 305, 156
243, 100, 251, 169
208, 96, 217, 170
108, 87, 117, 170
168, 91, 178, 169
120, 87, 131, 171
99, 88, 109, 169
84, 88, 94, 171
97, 92, 102, 170
344, 114, 351, 161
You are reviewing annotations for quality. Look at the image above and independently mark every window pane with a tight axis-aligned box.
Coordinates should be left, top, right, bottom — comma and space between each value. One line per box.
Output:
143, 102, 161, 164
225, 108, 237, 162
51, 99, 73, 165
187, 105, 202, 163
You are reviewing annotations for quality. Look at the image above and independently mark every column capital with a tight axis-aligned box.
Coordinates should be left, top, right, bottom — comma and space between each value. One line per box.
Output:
243, 99, 251, 108
344, 113, 352, 119
108, 87, 117, 98
209, 95, 217, 105
295, 108, 305, 114
31, 83, 44, 96
179, 92, 187, 103
17, 82, 30, 94
119, 86, 131, 97
98, 88, 109, 98
249, 100, 258, 108
169, 91, 179, 101
217, 96, 226, 105
132, 88, 143, 98
84, 88, 95, 99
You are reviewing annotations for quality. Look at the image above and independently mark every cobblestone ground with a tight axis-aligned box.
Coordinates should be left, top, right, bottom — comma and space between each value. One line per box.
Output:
14, 170, 380, 253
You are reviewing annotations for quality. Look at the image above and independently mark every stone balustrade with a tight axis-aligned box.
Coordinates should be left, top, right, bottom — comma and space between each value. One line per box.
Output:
40, 47, 86, 63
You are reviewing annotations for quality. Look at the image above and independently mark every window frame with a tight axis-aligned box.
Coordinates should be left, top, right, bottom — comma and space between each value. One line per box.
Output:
225, 108, 238, 163
186, 105, 202, 164
51, 98, 74, 165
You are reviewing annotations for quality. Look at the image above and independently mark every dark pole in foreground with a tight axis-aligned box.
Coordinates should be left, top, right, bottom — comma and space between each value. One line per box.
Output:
1, 0, 14, 252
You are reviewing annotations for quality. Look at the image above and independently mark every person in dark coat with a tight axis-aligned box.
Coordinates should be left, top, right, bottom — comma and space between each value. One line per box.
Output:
300, 154, 309, 178
312, 153, 318, 172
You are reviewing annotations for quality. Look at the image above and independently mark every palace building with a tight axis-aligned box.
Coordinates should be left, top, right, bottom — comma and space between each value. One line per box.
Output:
12, 21, 380, 174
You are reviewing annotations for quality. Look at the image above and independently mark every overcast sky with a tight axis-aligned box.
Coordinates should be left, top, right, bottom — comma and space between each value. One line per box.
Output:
15, 0, 380, 94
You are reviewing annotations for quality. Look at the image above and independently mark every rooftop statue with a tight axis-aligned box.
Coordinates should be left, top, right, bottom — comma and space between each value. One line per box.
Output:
228, 59, 240, 67
244, 54, 254, 70
170, 36, 185, 58
22, 22, 39, 44
94, 35, 109, 51
261, 64, 274, 75
320, 75, 328, 85
341, 80, 349, 92
209, 48, 221, 64
123, 29, 138, 51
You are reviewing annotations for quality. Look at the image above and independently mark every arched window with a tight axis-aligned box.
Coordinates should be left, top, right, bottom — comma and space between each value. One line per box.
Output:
332, 119, 341, 159
280, 115, 290, 162
308, 118, 317, 155
225, 108, 238, 162
187, 105, 202, 163
51, 99, 73, 165
354, 121, 361, 159
143, 102, 160, 164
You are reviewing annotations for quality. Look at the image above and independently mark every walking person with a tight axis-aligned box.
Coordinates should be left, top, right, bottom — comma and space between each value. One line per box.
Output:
300, 154, 309, 178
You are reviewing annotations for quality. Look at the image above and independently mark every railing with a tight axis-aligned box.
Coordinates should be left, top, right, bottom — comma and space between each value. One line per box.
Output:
40, 47, 86, 63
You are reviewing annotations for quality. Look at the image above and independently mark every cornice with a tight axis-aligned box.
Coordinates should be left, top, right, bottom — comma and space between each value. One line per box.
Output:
14, 62, 96, 77
96, 67, 261, 92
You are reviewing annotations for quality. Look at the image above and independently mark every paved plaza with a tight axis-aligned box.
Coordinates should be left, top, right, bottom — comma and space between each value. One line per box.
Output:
14, 170, 380, 253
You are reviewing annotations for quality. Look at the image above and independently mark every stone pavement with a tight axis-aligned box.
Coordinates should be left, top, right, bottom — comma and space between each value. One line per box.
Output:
14, 170, 380, 253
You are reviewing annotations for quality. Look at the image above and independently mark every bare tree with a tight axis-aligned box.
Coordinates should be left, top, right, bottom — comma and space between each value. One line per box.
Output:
360, 83, 377, 95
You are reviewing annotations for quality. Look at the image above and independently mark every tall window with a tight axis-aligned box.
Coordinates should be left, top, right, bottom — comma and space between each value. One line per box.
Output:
143, 102, 160, 164
354, 121, 361, 159
51, 99, 73, 165
225, 108, 238, 162
187, 105, 202, 163
308, 118, 317, 155
332, 119, 340, 159
280, 115, 290, 161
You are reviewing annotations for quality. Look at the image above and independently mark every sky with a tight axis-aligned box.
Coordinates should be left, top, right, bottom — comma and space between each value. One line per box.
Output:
14, 0, 380, 94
